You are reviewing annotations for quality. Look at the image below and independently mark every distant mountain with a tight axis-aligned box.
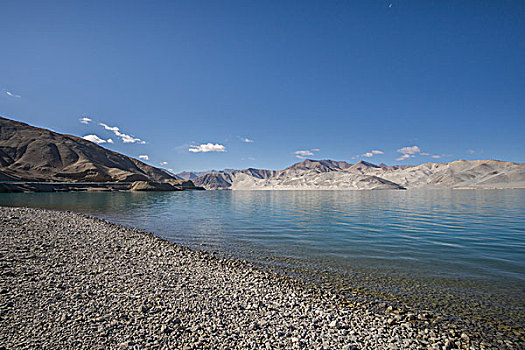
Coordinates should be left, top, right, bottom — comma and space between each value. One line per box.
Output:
0, 117, 198, 191
176, 168, 237, 180
377, 163, 413, 171
192, 168, 276, 189
375, 159, 525, 189
193, 172, 236, 189
285, 159, 352, 172
176, 171, 208, 180
348, 160, 381, 173
191, 158, 525, 190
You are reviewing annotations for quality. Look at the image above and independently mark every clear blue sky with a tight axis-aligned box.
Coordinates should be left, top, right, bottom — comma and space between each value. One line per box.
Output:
1, 1, 524, 172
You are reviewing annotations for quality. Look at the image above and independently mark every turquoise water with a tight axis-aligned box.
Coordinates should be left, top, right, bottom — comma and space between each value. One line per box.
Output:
1, 190, 524, 283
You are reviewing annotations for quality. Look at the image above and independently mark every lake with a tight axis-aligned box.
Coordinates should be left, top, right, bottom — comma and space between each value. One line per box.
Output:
1, 189, 524, 332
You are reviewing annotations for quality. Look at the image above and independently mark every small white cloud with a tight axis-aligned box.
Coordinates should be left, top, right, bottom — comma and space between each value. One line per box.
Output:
420, 152, 430, 156
295, 149, 319, 159
5, 90, 21, 98
99, 122, 146, 144
79, 117, 92, 124
83, 134, 111, 144
397, 146, 421, 155
160, 161, 168, 166
242, 137, 254, 143
431, 155, 441, 159
138, 155, 149, 161
295, 150, 314, 156
99, 123, 119, 132
467, 149, 476, 154
189, 143, 227, 153
396, 154, 414, 161
362, 149, 384, 157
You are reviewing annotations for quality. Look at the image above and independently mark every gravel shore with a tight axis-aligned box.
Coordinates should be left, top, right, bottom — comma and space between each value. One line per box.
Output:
0, 207, 518, 349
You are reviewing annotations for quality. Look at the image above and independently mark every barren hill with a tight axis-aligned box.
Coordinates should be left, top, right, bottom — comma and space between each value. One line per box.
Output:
0, 117, 191, 188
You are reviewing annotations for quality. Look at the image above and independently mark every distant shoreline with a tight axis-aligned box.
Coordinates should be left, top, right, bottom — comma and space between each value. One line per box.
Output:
0, 181, 204, 193
1, 180, 524, 193
1, 206, 522, 348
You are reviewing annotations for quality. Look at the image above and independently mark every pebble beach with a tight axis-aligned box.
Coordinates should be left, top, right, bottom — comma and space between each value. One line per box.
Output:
0, 207, 520, 349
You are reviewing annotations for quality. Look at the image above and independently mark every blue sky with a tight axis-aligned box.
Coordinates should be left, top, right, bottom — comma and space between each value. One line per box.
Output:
1, 1, 524, 172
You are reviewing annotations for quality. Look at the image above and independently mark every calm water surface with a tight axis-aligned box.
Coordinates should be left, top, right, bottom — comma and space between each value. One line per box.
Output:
1, 190, 524, 284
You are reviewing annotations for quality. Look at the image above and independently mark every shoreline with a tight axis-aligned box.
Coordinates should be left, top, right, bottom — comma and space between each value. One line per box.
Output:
0, 207, 520, 349
0, 181, 205, 193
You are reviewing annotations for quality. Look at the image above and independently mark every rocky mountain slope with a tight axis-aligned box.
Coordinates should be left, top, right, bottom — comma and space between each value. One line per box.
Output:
175, 171, 204, 180
175, 169, 237, 180
0, 117, 198, 191
193, 159, 525, 190
368, 159, 525, 189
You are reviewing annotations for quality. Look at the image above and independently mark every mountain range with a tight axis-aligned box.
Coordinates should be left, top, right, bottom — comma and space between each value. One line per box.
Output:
1, 117, 523, 192
191, 159, 525, 190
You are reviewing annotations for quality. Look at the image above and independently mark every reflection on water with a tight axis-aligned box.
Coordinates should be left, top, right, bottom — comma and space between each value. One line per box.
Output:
1, 190, 524, 283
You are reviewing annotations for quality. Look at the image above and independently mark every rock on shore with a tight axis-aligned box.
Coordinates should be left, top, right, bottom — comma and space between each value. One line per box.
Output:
0, 207, 504, 349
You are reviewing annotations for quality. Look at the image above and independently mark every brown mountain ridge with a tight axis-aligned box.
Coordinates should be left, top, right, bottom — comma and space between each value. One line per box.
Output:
0, 117, 199, 191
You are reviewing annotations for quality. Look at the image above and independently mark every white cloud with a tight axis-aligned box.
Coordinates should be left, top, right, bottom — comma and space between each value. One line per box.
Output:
189, 143, 227, 153
397, 146, 421, 155
160, 161, 168, 166
431, 155, 441, 159
99, 123, 119, 132
295, 150, 314, 156
295, 149, 319, 159
396, 154, 413, 161
362, 149, 384, 157
79, 117, 92, 124
99, 122, 146, 144
467, 149, 476, 154
242, 137, 254, 143
5, 90, 21, 98
395, 145, 422, 161
420, 152, 430, 156
83, 134, 112, 144
138, 155, 149, 161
